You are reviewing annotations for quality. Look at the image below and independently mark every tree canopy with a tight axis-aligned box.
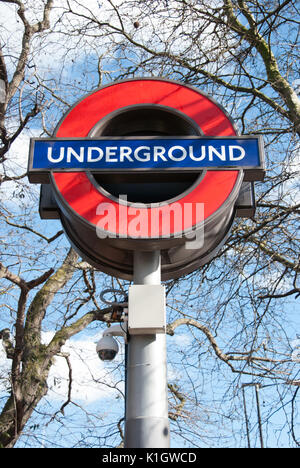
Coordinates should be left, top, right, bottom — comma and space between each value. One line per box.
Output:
0, 0, 299, 448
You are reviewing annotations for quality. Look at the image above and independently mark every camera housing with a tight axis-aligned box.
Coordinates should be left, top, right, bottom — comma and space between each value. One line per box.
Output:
96, 324, 127, 361
96, 335, 119, 361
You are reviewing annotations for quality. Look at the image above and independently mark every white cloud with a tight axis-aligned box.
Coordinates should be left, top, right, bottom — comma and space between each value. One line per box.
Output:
44, 332, 123, 403
1, 130, 32, 176
0, 345, 11, 394
0, 332, 124, 404
171, 332, 192, 348
282, 143, 300, 204
0, 129, 41, 207
167, 332, 193, 381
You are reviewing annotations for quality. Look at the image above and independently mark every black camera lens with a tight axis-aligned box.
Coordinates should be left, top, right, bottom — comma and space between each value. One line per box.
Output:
98, 349, 117, 361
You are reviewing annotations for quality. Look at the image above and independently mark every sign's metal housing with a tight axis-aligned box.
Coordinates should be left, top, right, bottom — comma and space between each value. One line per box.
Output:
32, 78, 264, 280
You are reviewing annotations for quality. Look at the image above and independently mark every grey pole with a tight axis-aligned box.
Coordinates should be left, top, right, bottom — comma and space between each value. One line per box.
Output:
255, 384, 264, 449
124, 250, 170, 448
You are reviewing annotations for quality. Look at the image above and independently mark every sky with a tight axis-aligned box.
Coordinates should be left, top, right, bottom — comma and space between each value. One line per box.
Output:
0, 0, 299, 449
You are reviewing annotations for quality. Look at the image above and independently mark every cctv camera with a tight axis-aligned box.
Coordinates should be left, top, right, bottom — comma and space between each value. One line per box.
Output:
96, 324, 127, 361
96, 335, 119, 361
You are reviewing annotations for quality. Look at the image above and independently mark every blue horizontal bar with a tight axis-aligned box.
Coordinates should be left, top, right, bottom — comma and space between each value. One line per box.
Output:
30, 137, 263, 171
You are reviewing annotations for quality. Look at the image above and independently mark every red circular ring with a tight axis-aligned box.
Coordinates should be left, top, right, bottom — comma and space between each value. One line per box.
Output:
52, 79, 239, 237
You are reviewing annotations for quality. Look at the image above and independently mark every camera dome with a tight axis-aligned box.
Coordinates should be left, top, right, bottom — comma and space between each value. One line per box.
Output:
96, 335, 119, 361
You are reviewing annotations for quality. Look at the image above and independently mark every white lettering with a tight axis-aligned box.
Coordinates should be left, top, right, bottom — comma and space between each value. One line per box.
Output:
102, 453, 137, 465
96, 203, 116, 238
44, 141, 249, 169
128, 205, 148, 238
120, 146, 133, 162
229, 145, 245, 161
208, 145, 226, 161
153, 146, 167, 162
164, 453, 182, 462
151, 204, 182, 238
134, 146, 151, 162
189, 145, 206, 161
87, 147, 103, 162
146, 453, 156, 463
118, 195, 128, 237
168, 145, 187, 161
67, 146, 84, 163
96, 199, 205, 250
106, 147, 118, 162
184, 202, 204, 250
47, 146, 65, 163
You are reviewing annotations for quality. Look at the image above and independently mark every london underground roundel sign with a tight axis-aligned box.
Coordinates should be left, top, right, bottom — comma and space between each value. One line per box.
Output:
28, 78, 264, 280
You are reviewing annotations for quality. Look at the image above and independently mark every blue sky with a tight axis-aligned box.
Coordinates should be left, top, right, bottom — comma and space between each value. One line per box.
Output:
0, 0, 299, 448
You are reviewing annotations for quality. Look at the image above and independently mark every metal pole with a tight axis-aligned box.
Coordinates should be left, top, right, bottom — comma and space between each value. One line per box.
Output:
242, 386, 251, 448
255, 384, 264, 449
124, 250, 170, 448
